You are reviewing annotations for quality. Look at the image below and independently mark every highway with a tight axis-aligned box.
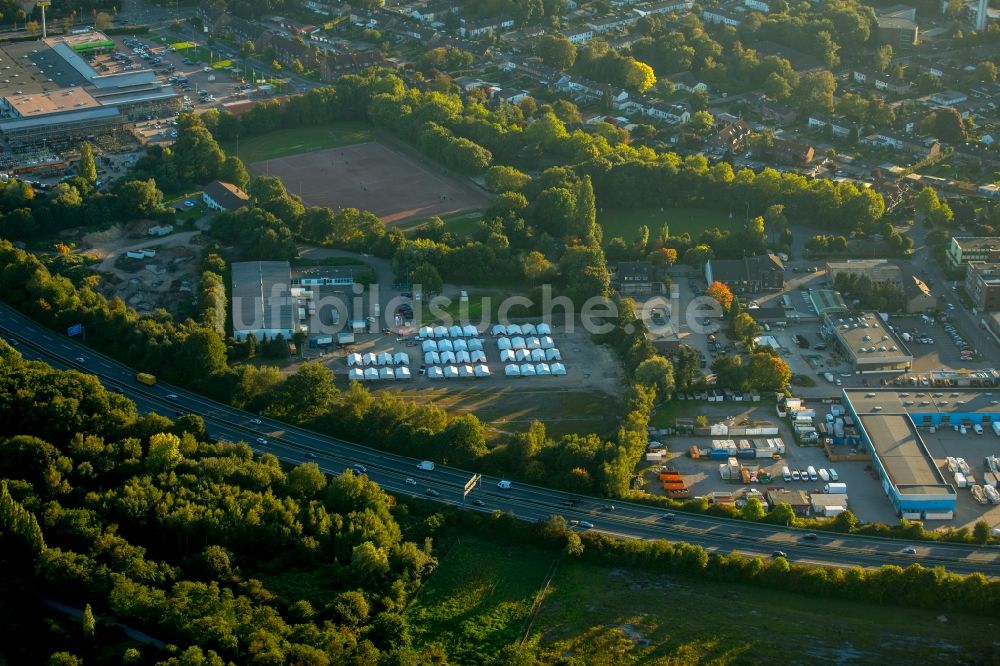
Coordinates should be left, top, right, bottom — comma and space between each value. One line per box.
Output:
2, 304, 999, 576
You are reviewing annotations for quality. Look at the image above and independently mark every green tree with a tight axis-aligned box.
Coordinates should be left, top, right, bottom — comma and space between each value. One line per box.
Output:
634, 356, 675, 398
572, 175, 600, 245
795, 71, 837, 114
973, 520, 991, 544
741, 497, 766, 521
78, 141, 97, 185
115, 179, 163, 219
410, 262, 443, 294
220, 156, 250, 189
485, 166, 531, 193
82, 603, 96, 638
173, 114, 225, 183
147, 432, 183, 471
536, 34, 577, 70
287, 462, 327, 498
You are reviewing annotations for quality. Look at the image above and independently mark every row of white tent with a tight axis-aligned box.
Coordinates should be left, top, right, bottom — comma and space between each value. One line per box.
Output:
504, 363, 566, 376
496, 336, 555, 351
426, 365, 492, 379
500, 348, 561, 363
490, 323, 551, 336
347, 351, 410, 367
425, 350, 487, 365
421, 338, 485, 353
349, 367, 413, 381
418, 325, 479, 339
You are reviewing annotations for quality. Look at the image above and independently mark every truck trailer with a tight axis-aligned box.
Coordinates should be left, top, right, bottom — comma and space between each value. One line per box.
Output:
136, 372, 156, 386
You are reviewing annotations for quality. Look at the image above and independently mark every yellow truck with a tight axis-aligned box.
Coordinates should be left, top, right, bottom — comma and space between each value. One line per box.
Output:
136, 372, 156, 386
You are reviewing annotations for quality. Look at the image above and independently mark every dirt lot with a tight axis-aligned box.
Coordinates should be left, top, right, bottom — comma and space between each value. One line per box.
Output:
77, 223, 204, 313
311, 322, 624, 440
247, 142, 492, 224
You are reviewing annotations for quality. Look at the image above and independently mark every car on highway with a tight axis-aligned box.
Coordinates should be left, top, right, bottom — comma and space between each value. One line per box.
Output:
661, 513, 675, 521
498, 480, 512, 489
184, 200, 196, 207
305, 453, 316, 459
902, 547, 917, 555
404, 477, 417, 485
250, 418, 262, 425
771, 550, 787, 559
75, 356, 86, 363
165, 393, 178, 400
352, 464, 368, 475
803, 533, 817, 540
425, 488, 440, 497
256, 437, 267, 445
578, 521, 594, 529
602, 504, 616, 511
472, 499, 485, 507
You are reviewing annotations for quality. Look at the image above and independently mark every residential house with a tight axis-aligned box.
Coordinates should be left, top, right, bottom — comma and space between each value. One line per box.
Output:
669, 71, 708, 93
860, 132, 940, 158
807, 114, 856, 138
711, 119, 753, 152
750, 94, 798, 125
744, 0, 771, 12
203, 180, 250, 212
771, 137, 815, 165
965, 261, 1000, 311
634, 0, 694, 16
646, 101, 690, 124
875, 8, 918, 46
555, 75, 604, 101
494, 88, 529, 105
562, 26, 595, 43
458, 17, 514, 38
929, 90, 968, 106
614, 261, 655, 297
826, 259, 902, 285
586, 14, 637, 32
702, 9, 741, 26
860, 132, 903, 151
851, 67, 911, 94
319, 50, 386, 80
904, 275, 937, 313
704, 254, 785, 293
946, 237, 1000, 270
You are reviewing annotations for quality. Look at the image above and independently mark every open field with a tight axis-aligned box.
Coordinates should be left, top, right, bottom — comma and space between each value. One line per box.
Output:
248, 141, 492, 224
224, 123, 374, 164
408, 539, 997, 665
397, 210, 487, 239
599, 206, 734, 242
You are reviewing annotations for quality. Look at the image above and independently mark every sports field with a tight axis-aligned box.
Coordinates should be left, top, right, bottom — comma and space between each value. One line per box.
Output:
226, 123, 374, 164
599, 205, 735, 242
248, 141, 492, 225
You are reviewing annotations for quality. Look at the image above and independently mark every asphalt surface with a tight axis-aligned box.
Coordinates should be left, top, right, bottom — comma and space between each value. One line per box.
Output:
2, 303, 999, 576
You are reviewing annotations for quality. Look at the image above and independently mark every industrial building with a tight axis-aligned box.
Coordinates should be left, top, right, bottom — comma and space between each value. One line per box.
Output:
0, 31, 178, 149
825, 312, 912, 373
230, 261, 297, 342
842, 389, 1000, 519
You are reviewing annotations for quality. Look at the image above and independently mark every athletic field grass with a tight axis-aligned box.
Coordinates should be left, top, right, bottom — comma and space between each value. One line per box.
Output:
225, 123, 375, 165
599, 205, 736, 243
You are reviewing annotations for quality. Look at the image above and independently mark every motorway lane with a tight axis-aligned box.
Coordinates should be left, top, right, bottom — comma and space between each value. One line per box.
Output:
2, 305, 1000, 575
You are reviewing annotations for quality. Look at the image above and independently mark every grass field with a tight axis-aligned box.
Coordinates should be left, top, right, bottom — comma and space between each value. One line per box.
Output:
409, 539, 997, 665
224, 123, 375, 164
599, 206, 735, 243
397, 210, 487, 239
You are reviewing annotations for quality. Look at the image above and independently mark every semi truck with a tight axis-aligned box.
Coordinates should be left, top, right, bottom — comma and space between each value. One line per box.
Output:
136, 372, 156, 386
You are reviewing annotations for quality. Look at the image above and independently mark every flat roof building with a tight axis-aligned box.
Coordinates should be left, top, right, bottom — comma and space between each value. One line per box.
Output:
809, 289, 849, 317
842, 388, 1000, 518
947, 237, 1000, 270
231, 261, 297, 342
965, 261, 1000, 312
825, 259, 902, 285
826, 312, 912, 373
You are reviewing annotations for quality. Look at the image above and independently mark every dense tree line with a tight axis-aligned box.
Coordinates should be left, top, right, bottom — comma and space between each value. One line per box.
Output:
0, 345, 440, 664
833, 273, 907, 312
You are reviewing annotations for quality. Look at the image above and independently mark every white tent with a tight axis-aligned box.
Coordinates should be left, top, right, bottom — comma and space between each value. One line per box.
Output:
526, 336, 541, 350
504, 364, 521, 376
507, 324, 522, 336
377, 351, 393, 366
536, 323, 552, 335
536, 363, 551, 376
347, 353, 363, 366
364, 367, 379, 381
438, 339, 454, 352
440, 350, 457, 364
424, 351, 441, 365
456, 350, 472, 364
471, 350, 487, 363
475, 364, 490, 377
520, 363, 537, 377
379, 367, 395, 380
468, 339, 484, 351
419, 326, 434, 338
511, 336, 526, 350
393, 352, 410, 365
551, 362, 566, 376
540, 336, 555, 349
433, 325, 448, 339
363, 352, 377, 366
491, 324, 507, 336
422, 340, 438, 353
396, 366, 412, 379
521, 323, 537, 335
515, 348, 531, 362
545, 348, 561, 361
462, 324, 478, 337
449, 325, 463, 338
459, 365, 474, 378
443, 365, 459, 379
453, 338, 469, 352
348, 368, 364, 381
427, 366, 444, 379
497, 337, 512, 350
530, 348, 545, 362
500, 349, 516, 363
